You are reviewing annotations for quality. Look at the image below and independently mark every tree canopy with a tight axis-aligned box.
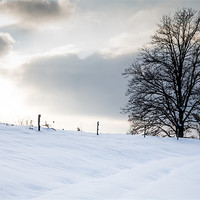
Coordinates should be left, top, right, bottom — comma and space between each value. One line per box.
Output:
123, 8, 200, 138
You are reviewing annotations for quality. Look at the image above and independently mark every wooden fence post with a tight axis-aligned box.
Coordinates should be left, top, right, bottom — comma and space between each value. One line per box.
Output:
97, 121, 99, 135
38, 114, 41, 131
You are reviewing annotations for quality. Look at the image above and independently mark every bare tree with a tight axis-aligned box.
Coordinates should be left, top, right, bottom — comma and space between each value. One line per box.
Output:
123, 8, 200, 138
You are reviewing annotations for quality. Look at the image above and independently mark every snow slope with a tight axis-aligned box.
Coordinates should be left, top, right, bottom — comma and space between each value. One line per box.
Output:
0, 124, 200, 200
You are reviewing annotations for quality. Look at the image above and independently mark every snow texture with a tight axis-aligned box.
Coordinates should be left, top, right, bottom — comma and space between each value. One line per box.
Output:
0, 124, 200, 200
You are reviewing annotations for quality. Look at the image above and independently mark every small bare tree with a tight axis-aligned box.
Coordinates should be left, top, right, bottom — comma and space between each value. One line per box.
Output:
123, 8, 200, 138
193, 114, 200, 139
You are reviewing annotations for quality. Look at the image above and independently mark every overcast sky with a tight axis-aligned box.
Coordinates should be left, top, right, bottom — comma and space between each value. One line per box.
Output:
0, 0, 199, 133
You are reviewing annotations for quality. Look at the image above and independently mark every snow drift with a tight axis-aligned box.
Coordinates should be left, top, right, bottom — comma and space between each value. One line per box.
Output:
0, 124, 200, 200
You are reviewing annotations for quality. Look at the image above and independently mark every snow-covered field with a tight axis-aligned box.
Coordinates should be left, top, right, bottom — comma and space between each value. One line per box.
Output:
0, 124, 200, 200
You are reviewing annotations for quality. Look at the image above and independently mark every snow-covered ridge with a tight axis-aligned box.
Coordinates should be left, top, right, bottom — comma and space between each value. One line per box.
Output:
0, 124, 200, 200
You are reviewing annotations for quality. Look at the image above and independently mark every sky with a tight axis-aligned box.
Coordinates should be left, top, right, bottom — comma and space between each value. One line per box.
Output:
0, 0, 199, 133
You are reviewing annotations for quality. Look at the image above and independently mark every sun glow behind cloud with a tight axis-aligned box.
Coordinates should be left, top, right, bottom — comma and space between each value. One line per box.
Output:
0, 76, 28, 122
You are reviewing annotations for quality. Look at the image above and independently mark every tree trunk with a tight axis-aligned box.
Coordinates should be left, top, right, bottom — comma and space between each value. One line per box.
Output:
178, 125, 184, 138
176, 124, 184, 138
179, 109, 184, 138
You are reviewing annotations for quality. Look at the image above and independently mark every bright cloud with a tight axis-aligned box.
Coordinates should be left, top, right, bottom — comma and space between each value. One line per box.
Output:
43, 44, 80, 57
100, 32, 154, 57
0, 32, 15, 57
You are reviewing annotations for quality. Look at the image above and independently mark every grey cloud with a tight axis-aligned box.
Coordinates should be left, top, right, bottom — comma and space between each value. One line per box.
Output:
16, 53, 133, 119
0, 32, 15, 57
0, 0, 74, 27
